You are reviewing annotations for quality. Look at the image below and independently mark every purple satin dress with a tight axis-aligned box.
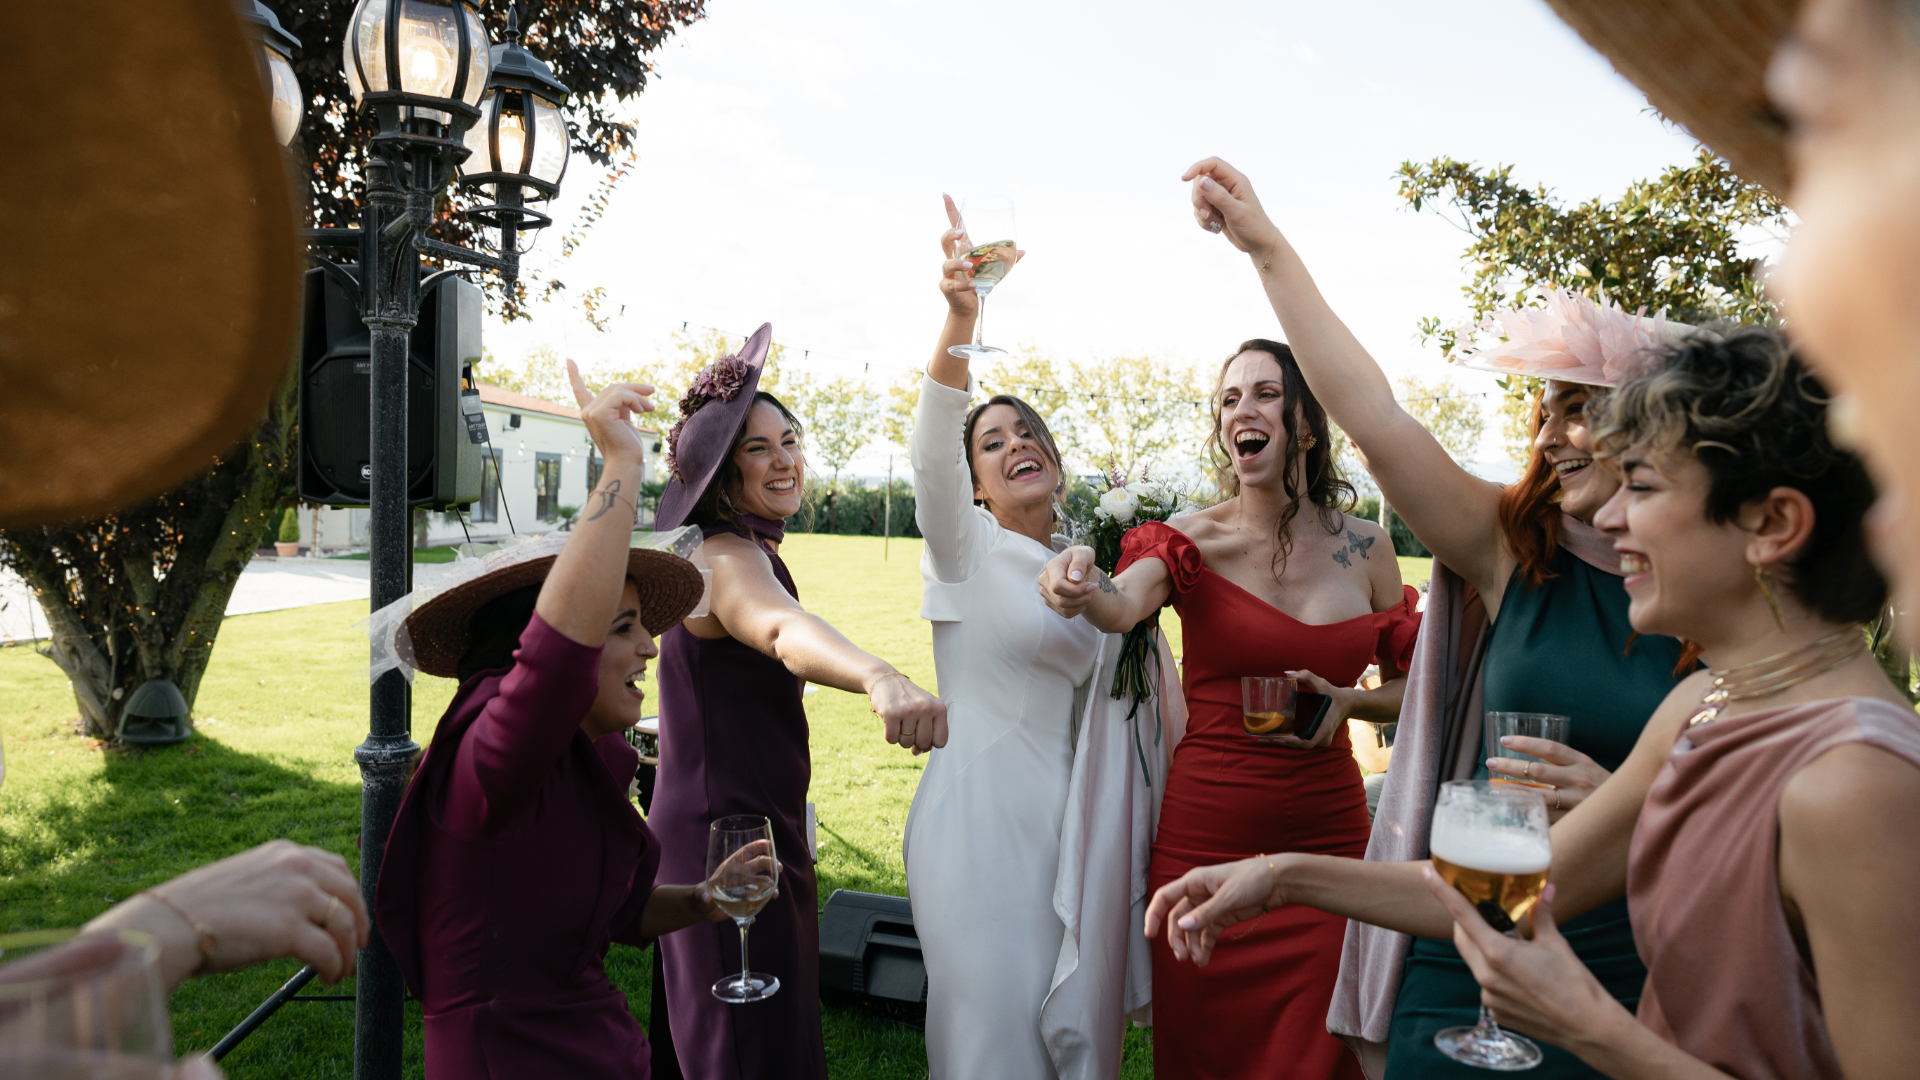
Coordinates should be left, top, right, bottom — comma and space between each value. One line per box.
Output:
652, 518, 828, 1080
377, 613, 663, 1079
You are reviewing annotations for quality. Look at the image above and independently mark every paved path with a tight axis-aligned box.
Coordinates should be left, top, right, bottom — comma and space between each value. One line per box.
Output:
1, 558, 464, 644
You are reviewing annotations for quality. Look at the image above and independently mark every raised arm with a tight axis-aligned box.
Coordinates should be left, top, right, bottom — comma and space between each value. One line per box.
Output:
914, 201, 1007, 582
701, 531, 948, 752
1182, 157, 1512, 600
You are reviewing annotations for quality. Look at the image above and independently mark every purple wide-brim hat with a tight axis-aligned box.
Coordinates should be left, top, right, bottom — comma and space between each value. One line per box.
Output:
655, 323, 774, 532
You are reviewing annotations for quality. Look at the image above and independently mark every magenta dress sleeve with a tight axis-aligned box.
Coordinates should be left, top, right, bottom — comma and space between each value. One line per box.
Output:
440, 612, 604, 838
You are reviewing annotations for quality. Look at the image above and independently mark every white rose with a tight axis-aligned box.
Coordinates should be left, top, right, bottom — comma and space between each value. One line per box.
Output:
1098, 486, 1140, 524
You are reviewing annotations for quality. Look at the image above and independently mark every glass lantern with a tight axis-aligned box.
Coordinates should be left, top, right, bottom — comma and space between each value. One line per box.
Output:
457, 8, 571, 200
341, 0, 490, 127
243, 2, 305, 146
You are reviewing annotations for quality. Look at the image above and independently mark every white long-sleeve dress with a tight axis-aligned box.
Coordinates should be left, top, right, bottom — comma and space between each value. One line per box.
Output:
904, 373, 1110, 1078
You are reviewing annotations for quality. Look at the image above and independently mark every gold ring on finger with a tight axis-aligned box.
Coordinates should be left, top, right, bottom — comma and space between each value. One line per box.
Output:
322, 895, 340, 925
1524, 761, 1533, 781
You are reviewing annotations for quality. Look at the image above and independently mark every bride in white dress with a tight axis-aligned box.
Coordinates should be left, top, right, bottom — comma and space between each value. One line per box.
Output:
906, 205, 1149, 1079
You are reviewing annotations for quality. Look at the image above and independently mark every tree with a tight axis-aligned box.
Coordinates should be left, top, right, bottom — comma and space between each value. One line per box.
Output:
1398, 147, 1788, 461
1063, 355, 1208, 479
1396, 373, 1486, 464
799, 377, 879, 532
0, 0, 708, 740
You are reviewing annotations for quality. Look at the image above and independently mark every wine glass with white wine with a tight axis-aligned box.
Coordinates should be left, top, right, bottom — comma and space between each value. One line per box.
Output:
948, 195, 1018, 361
1428, 780, 1553, 1071
706, 815, 782, 1004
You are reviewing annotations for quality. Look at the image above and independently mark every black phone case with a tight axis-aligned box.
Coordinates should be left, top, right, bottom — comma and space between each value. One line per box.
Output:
1293, 691, 1335, 742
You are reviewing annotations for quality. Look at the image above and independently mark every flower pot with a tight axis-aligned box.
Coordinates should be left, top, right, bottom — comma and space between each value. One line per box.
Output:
274, 542, 300, 558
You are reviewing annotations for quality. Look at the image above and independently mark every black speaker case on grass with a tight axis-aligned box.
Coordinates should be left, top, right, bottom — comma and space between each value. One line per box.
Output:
819, 889, 927, 1026
297, 265, 484, 510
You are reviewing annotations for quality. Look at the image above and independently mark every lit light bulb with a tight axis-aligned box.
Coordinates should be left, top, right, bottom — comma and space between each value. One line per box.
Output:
497, 113, 527, 170
402, 36, 452, 94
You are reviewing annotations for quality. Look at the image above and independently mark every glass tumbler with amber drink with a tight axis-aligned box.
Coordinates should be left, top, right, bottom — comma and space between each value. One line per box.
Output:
1241, 676, 1298, 739
1428, 780, 1552, 1070
1483, 712, 1571, 790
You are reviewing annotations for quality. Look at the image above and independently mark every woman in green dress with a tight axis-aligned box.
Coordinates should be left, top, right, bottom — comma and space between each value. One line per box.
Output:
1168, 156, 1691, 1078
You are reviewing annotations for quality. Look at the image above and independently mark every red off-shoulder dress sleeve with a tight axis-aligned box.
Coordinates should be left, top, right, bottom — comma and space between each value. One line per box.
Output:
1116, 521, 1204, 605
1375, 584, 1423, 672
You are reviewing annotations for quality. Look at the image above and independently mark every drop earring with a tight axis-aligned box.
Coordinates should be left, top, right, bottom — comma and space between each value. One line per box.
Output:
1296, 434, 1317, 451
1755, 563, 1787, 632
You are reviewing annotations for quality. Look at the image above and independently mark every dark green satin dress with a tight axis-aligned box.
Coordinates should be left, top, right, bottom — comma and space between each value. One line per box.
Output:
1384, 547, 1687, 1078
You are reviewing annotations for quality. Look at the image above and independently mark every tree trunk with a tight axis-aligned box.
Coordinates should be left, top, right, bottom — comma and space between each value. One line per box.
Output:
0, 366, 296, 739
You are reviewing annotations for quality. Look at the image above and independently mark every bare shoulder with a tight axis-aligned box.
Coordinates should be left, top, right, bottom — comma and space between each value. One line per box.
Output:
1172, 502, 1231, 540
1781, 736, 1920, 834
1336, 512, 1389, 544
701, 530, 765, 563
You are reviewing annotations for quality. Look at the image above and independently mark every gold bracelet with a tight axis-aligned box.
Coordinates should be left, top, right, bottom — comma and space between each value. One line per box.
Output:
867, 671, 912, 703
1260, 853, 1277, 915
141, 889, 215, 973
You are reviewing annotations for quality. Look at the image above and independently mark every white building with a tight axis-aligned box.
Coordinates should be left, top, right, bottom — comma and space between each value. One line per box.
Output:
301, 383, 665, 551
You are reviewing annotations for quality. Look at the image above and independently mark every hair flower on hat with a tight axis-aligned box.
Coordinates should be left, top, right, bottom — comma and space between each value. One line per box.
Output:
1456, 287, 1693, 389
666, 353, 757, 482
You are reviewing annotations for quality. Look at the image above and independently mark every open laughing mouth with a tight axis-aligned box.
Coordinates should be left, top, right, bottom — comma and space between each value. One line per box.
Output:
1008, 458, 1044, 481
1234, 431, 1271, 460
1554, 457, 1592, 481
765, 477, 796, 494
1618, 552, 1649, 580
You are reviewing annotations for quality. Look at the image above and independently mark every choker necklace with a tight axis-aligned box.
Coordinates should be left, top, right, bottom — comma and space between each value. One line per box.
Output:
1685, 625, 1867, 728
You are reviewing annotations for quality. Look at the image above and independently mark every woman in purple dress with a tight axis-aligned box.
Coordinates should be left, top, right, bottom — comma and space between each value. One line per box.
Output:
376, 369, 724, 1078
648, 325, 947, 1080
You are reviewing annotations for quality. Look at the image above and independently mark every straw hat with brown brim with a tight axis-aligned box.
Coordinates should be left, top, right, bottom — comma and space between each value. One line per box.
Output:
402, 535, 707, 680
0, 0, 301, 528
1542, 0, 1799, 196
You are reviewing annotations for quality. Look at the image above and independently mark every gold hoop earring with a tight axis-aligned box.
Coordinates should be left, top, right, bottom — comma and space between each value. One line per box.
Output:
1755, 563, 1787, 632
1296, 434, 1317, 451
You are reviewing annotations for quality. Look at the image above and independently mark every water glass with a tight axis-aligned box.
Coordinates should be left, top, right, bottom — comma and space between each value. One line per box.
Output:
0, 928, 172, 1075
1484, 712, 1571, 789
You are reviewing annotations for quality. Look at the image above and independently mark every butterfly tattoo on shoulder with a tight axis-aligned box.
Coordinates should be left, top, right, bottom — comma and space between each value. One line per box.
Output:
1346, 530, 1375, 559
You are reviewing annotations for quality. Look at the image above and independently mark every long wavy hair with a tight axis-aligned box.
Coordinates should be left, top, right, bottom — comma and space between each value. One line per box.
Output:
1496, 384, 1567, 588
1207, 339, 1357, 579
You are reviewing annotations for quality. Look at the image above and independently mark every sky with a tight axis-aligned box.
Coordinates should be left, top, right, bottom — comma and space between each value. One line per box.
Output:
485, 0, 1707, 481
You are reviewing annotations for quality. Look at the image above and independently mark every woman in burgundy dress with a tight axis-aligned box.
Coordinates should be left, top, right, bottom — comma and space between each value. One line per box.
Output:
1041, 340, 1418, 1079
376, 369, 723, 1078
646, 325, 946, 1080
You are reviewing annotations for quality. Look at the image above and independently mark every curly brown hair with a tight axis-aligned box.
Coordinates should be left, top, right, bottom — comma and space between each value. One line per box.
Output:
1207, 339, 1357, 580
1592, 326, 1886, 624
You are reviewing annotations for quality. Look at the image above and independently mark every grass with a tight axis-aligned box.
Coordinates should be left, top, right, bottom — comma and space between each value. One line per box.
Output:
0, 536, 1432, 1077
327, 546, 462, 563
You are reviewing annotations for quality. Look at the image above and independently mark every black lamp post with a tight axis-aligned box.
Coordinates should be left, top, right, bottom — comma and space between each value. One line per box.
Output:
241, 1, 305, 146
286, 4, 570, 1077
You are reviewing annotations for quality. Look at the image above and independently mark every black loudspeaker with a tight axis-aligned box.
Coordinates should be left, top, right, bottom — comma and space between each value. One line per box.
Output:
297, 266, 485, 509
819, 890, 926, 1005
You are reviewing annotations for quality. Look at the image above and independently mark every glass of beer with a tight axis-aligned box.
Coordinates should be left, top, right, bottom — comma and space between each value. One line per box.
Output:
1429, 780, 1552, 1071
1241, 676, 1297, 739
1484, 712, 1571, 789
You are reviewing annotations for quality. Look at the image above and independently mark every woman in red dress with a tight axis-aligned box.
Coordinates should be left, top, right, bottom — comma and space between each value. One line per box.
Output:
1041, 339, 1419, 1078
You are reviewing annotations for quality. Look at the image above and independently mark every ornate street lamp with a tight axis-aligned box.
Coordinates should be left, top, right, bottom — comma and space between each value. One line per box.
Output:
241, 1, 305, 146
303, 5, 571, 1079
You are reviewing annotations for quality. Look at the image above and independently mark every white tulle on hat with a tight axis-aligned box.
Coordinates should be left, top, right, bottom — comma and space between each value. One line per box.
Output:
1456, 288, 1692, 388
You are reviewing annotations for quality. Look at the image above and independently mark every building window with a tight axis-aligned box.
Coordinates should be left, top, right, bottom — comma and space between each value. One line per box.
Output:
587, 451, 603, 495
535, 453, 562, 521
474, 450, 501, 524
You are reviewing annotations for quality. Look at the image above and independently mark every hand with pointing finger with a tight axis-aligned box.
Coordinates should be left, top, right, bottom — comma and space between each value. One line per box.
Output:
938, 193, 1025, 319
566, 358, 655, 470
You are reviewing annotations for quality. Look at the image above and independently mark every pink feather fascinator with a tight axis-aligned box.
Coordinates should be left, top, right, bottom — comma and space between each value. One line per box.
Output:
1457, 288, 1692, 388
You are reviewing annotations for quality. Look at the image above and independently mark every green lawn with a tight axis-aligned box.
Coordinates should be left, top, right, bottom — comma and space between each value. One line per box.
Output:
0, 536, 1431, 1077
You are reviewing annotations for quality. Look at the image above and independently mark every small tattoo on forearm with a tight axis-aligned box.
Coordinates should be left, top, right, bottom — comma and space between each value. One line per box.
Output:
585, 479, 627, 522
1094, 570, 1120, 595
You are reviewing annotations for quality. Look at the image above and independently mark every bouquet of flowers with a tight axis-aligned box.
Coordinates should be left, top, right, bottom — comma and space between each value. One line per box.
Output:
1072, 467, 1186, 710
